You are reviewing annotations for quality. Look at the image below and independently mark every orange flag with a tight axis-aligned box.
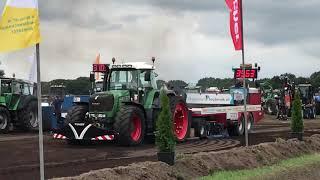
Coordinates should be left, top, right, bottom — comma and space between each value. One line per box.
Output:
94, 53, 100, 80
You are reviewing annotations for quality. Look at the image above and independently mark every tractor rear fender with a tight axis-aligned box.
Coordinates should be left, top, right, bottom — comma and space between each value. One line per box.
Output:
17, 95, 37, 111
143, 90, 159, 109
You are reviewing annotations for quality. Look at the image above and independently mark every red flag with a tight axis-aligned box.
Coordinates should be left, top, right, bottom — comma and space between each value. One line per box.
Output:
226, 0, 243, 50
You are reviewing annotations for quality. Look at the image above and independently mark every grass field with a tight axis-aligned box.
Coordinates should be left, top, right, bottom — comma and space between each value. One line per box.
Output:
201, 153, 320, 180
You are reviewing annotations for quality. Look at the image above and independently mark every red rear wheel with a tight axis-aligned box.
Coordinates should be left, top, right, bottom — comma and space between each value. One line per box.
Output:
131, 113, 142, 141
169, 96, 190, 141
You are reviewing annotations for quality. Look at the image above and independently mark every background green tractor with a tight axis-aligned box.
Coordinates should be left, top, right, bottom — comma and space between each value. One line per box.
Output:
0, 78, 38, 133
297, 84, 316, 119
261, 82, 278, 115
63, 59, 191, 146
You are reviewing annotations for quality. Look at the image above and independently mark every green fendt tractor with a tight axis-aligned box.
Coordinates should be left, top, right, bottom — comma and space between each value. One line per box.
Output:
0, 78, 38, 133
55, 58, 191, 146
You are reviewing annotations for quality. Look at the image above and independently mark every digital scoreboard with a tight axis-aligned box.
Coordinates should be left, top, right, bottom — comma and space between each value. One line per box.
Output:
234, 68, 258, 79
92, 64, 109, 72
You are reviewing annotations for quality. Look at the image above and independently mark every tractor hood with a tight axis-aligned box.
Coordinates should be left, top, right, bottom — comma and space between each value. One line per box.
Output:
89, 90, 130, 113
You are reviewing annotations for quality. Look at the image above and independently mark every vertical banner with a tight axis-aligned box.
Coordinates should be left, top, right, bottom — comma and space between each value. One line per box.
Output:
0, 0, 41, 52
27, 54, 37, 83
225, 0, 242, 51
94, 53, 101, 80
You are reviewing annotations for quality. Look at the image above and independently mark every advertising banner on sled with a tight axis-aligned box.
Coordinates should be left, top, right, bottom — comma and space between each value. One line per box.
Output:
186, 93, 234, 105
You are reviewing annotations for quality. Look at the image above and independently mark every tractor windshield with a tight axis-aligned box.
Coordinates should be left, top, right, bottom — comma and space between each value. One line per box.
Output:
0, 80, 12, 94
299, 86, 310, 99
109, 69, 139, 90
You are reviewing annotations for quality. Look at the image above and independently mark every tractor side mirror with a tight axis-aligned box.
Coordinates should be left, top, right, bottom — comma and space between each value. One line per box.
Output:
144, 71, 151, 81
90, 72, 95, 82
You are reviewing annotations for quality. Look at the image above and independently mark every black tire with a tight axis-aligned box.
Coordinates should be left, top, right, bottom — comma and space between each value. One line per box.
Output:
20, 100, 38, 131
0, 107, 10, 134
266, 100, 276, 115
64, 105, 88, 125
169, 96, 190, 142
114, 106, 146, 146
227, 125, 236, 136
266, 104, 272, 115
266, 100, 277, 115
194, 118, 207, 139
247, 113, 254, 133
227, 115, 245, 136
311, 107, 316, 119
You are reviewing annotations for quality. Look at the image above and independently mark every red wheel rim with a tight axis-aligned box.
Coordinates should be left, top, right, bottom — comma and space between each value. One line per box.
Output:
173, 102, 188, 140
131, 114, 142, 141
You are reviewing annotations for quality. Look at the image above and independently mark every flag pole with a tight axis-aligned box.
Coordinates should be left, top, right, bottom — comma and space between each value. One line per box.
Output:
36, 43, 45, 180
240, 0, 248, 147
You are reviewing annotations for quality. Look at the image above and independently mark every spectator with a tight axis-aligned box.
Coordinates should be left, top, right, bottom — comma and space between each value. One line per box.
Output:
52, 96, 63, 125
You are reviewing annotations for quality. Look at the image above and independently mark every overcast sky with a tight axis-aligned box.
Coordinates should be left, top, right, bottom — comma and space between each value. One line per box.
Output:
0, 0, 319, 83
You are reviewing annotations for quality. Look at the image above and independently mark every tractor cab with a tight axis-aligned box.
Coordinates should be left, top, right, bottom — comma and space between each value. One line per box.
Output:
297, 84, 316, 118
108, 62, 157, 99
0, 78, 35, 109
298, 84, 314, 105
0, 78, 38, 133
49, 85, 66, 99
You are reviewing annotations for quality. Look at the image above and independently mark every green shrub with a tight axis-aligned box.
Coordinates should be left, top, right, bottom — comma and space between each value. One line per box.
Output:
155, 90, 176, 152
291, 92, 304, 132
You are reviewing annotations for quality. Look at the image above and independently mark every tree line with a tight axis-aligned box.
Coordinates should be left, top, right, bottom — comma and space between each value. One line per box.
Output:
40, 71, 320, 95
161, 72, 320, 91
41, 77, 91, 95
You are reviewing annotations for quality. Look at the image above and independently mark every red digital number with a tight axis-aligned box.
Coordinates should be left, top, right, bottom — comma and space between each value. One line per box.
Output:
250, 70, 256, 78
245, 70, 250, 78
235, 69, 257, 79
93, 64, 98, 72
98, 64, 105, 72
236, 69, 242, 78
93, 64, 108, 72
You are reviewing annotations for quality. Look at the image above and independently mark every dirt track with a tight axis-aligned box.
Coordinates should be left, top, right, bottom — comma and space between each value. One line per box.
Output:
1, 115, 320, 180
